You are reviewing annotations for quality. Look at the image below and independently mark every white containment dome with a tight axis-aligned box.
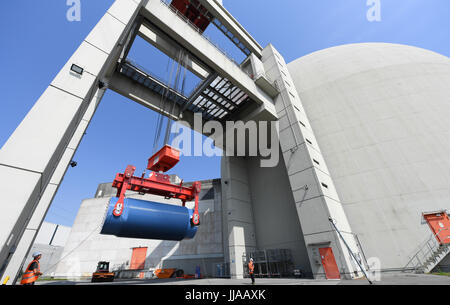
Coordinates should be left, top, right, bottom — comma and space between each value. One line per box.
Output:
288, 43, 450, 270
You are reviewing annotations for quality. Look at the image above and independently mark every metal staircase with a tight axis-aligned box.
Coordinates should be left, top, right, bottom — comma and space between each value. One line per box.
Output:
404, 228, 450, 273
421, 244, 450, 273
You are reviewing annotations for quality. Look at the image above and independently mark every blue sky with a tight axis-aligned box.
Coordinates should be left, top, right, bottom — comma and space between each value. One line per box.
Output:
0, 0, 448, 226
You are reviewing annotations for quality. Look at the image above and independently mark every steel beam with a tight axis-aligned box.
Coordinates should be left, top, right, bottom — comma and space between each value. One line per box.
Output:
138, 20, 211, 79
109, 70, 209, 136
198, 0, 263, 58
181, 72, 218, 114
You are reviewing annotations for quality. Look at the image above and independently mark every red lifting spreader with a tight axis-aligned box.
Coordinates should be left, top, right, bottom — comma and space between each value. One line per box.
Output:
147, 145, 180, 173
111, 145, 201, 226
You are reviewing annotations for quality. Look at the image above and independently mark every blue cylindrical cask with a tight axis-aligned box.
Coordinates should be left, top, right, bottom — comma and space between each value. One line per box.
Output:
100, 197, 198, 241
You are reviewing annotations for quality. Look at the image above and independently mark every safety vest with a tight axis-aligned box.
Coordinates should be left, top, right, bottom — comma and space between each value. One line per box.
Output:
20, 259, 40, 285
248, 261, 254, 274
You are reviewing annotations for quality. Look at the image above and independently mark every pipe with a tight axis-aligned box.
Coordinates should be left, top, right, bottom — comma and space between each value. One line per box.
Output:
328, 217, 373, 284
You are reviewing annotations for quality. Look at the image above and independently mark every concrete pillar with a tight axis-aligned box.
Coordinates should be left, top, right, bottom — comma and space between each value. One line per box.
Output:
0, 89, 106, 285
0, 0, 143, 282
261, 44, 361, 279
221, 156, 257, 279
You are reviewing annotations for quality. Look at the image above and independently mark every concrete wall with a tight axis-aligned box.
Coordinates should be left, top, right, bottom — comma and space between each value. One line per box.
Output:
94, 183, 117, 199
245, 149, 312, 275
34, 222, 71, 247
54, 179, 223, 278
288, 43, 450, 270
26, 244, 65, 277
221, 156, 257, 279
21, 222, 71, 277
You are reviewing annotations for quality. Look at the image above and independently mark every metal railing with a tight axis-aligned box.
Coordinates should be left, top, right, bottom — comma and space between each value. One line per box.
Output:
159, 0, 243, 68
121, 59, 192, 98
122, 59, 168, 86
242, 249, 294, 278
212, 18, 251, 56
403, 227, 450, 272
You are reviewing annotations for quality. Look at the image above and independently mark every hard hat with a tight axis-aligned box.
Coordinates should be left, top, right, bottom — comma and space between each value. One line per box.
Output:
32, 251, 42, 258
250, 258, 253, 261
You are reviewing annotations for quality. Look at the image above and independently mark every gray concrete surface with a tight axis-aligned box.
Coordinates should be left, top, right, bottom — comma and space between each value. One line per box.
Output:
289, 43, 450, 270
37, 273, 450, 285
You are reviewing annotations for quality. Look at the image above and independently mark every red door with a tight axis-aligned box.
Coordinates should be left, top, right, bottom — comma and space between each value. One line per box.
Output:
423, 212, 450, 244
319, 247, 341, 279
130, 247, 147, 270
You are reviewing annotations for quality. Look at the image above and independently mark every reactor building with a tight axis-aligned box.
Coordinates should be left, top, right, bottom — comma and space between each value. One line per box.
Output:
288, 43, 450, 273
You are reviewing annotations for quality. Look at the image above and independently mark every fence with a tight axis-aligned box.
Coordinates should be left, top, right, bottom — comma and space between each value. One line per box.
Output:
242, 249, 295, 278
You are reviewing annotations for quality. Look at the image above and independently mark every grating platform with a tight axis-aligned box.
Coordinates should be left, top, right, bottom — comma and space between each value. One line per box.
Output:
118, 60, 252, 122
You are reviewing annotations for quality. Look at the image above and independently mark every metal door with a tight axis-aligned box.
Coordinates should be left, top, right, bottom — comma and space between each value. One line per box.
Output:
319, 247, 340, 279
130, 247, 148, 270
423, 212, 450, 244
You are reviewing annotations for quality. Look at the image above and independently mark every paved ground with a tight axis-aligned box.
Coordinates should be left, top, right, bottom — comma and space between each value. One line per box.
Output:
37, 273, 450, 285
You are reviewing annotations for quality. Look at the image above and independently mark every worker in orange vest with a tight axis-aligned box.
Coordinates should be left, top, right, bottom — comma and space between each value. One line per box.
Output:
248, 258, 255, 285
21, 252, 43, 285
